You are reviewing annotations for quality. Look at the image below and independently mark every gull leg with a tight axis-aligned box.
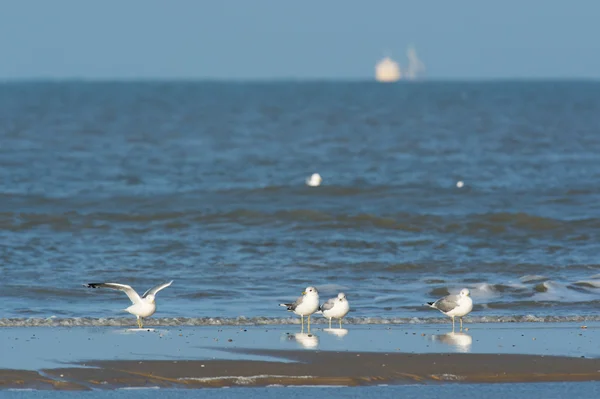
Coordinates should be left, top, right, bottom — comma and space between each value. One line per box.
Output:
329, 318, 332, 329
140, 317, 144, 329
136, 316, 140, 329
308, 315, 311, 333
460, 317, 463, 331
451, 316, 455, 332
301, 315, 304, 332
339, 318, 342, 329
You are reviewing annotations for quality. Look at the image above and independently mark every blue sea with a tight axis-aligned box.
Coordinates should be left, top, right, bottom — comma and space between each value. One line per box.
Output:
1, 81, 600, 327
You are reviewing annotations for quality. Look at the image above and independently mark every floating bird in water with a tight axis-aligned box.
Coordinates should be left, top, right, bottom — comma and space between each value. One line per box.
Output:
280, 286, 320, 332
427, 288, 473, 331
84, 281, 173, 328
319, 292, 350, 329
306, 173, 322, 187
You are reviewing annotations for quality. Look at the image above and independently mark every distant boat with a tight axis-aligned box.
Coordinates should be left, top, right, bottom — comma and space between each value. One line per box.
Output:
406, 45, 425, 80
375, 57, 401, 83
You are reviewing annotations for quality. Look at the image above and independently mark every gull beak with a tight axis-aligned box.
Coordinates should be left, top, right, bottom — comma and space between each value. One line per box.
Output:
302, 291, 306, 295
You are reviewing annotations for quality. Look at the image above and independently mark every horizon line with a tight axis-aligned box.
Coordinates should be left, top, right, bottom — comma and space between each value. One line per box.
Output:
0, 77, 598, 84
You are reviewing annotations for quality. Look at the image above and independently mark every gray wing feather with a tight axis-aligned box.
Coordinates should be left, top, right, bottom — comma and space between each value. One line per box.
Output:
290, 294, 304, 310
433, 294, 460, 312
280, 294, 304, 311
320, 298, 336, 312
142, 280, 173, 298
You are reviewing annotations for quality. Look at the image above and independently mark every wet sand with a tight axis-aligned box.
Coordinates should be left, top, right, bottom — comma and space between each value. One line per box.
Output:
2, 352, 600, 390
1, 323, 599, 390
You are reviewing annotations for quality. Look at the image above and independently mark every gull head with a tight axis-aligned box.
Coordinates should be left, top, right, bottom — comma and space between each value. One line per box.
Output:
303, 286, 318, 296
306, 173, 322, 187
337, 292, 346, 301
460, 288, 470, 297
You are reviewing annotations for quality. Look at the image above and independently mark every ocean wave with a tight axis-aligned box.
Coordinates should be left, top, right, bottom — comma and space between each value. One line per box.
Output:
1, 315, 600, 328
1, 210, 597, 237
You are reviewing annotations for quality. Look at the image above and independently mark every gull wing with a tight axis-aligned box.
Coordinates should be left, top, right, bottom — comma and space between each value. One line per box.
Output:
142, 280, 174, 298
280, 294, 304, 311
319, 297, 336, 312
85, 283, 142, 305
431, 294, 460, 313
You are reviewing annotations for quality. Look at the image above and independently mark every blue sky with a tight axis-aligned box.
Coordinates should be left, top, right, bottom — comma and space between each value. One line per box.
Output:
0, 0, 598, 80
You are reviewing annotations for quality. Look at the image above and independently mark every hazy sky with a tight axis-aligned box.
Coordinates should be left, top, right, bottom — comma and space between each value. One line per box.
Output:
1, 0, 598, 80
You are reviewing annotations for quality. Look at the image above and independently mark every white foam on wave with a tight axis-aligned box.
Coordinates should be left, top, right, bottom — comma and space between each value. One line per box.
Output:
532, 280, 592, 303
2, 314, 600, 328
471, 283, 499, 299
179, 375, 314, 385
574, 279, 600, 288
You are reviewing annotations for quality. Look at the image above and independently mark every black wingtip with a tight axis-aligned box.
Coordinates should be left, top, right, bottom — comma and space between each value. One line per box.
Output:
426, 302, 434, 306
85, 283, 100, 288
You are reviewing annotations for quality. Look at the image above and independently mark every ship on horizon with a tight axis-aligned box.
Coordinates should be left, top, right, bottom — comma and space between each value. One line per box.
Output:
375, 46, 425, 82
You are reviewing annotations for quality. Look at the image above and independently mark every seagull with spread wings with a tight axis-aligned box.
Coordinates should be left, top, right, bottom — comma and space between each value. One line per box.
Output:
84, 280, 173, 328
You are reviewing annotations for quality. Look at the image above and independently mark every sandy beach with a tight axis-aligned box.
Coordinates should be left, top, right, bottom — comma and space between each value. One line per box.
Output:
1, 322, 599, 390
3, 352, 599, 390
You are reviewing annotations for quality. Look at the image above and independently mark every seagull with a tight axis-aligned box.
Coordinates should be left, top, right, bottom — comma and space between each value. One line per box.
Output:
280, 286, 319, 332
84, 281, 173, 328
426, 288, 473, 331
319, 292, 350, 329
306, 173, 322, 187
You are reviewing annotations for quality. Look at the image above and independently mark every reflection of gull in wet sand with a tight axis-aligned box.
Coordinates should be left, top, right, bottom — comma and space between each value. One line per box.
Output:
290, 333, 319, 349
426, 288, 473, 330
84, 281, 173, 328
279, 286, 320, 332
431, 332, 472, 353
323, 328, 349, 338
319, 292, 350, 329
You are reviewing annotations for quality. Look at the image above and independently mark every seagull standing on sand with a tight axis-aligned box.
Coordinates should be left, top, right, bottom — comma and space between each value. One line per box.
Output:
84, 281, 173, 328
426, 288, 473, 331
280, 286, 320, 332
319, 292, 350, 329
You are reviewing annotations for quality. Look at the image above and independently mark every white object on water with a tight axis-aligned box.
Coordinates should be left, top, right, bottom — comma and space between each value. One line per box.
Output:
84, 281, 173, 328
456, 181, 464, 188
306, 173, 322, 187
426, 288, 473, 331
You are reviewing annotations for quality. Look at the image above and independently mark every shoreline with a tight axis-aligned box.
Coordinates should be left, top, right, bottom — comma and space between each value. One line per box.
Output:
2, 351, 600, 390
1, 323, 599, 390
